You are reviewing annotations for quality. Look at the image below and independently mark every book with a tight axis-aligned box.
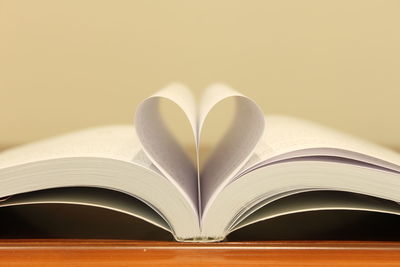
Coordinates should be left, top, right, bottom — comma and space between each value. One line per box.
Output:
1, 83, 400, 242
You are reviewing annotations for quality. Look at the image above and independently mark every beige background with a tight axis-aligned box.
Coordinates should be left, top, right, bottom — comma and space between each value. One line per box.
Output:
0, 0, 399, 148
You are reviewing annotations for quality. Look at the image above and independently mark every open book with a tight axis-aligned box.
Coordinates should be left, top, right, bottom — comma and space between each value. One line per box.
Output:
1, 84, 400, 242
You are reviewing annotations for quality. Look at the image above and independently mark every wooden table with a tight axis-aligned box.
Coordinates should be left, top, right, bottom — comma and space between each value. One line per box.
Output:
1, 240, 400, 266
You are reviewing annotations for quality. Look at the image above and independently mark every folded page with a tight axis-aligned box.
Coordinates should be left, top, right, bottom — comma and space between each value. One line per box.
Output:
199, 84, 265, 215
135, 83, 199, 212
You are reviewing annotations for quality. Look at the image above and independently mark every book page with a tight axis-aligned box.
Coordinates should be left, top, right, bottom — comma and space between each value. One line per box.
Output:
232, 191, 400, 232
198, 84, 265, 214
201, 156, 400, 239
0, 125, 145, 169
0, 187, 171, 232
241, 115, 400, 175
134, 83, 199, 212
135, 83, 267, 216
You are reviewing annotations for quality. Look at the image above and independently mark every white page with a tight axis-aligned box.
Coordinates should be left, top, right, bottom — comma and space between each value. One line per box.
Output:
0, 125, 143, 169
0, 187, 171, 232
241, 115, 400, 175
198, 84, 265, 215
135, 83, 267, 216
201, 159, 400, 239
232, 191, 400, 232
134, 83, 199, 212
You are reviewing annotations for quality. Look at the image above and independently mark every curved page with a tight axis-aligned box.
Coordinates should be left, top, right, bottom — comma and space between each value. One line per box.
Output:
0, 126, 200, 240
135, 83, 199, 211
232, 191, 400, 232
201, 160, 400, 239
242, 115, 400, 175
135, 83, 266, 216
0, 187, 170, 232
199, 84, 265, 214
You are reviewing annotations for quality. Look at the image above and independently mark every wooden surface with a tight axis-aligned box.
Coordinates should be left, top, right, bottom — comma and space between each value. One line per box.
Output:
0, 240, 400, 266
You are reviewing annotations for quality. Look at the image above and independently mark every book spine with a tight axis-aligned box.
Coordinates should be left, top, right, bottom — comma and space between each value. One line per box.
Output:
174, 236, 226, 243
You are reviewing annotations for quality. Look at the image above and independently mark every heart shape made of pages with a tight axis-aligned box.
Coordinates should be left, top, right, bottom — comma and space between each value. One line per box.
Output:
134, 84, 265, 213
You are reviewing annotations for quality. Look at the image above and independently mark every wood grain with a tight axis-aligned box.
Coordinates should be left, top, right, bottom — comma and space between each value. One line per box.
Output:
0, 240, 399, 266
